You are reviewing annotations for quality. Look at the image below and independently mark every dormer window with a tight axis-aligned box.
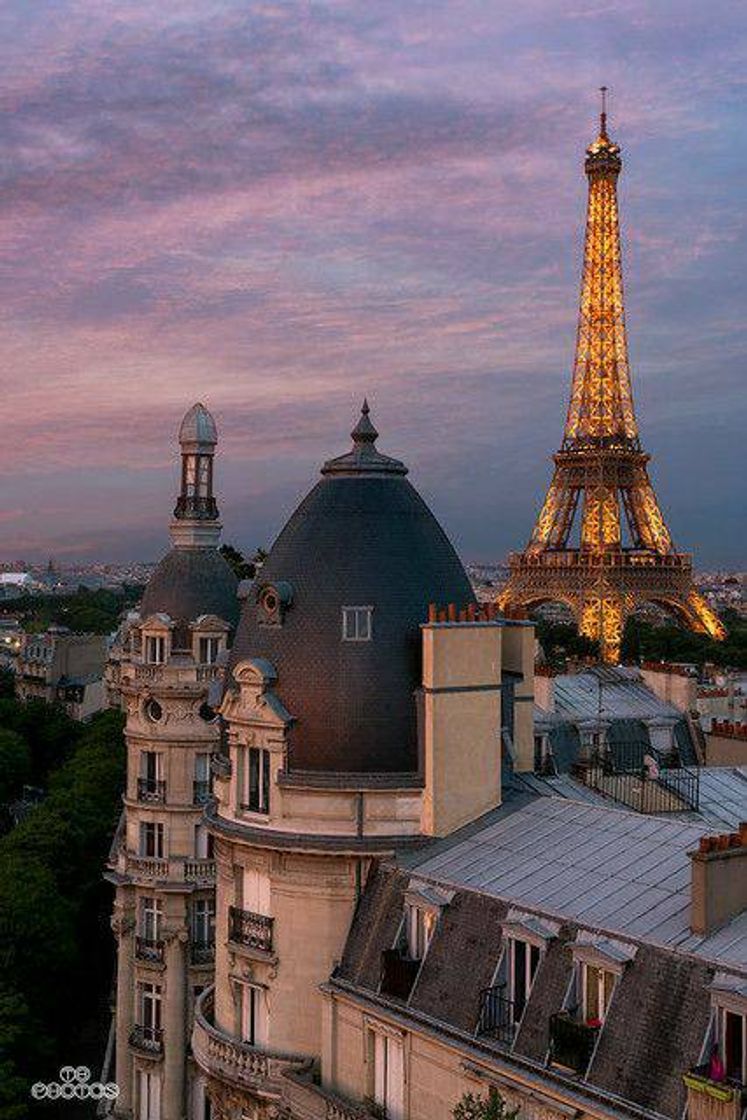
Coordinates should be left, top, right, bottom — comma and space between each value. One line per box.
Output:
342, 606, 373, 642
509, 937, 542, 1021
582, 962, 616, 1025
145, 635, 166, 664
405, 905, 436, 960
198, 636, 220, 665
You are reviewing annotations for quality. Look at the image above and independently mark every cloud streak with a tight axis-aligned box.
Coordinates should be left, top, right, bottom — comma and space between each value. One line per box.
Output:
0, 0, 745, 564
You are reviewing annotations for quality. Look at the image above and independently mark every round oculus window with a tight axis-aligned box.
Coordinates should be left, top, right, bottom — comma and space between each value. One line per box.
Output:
144, 698, 163, 723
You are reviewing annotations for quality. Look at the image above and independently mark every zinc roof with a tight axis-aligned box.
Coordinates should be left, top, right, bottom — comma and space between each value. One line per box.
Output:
407, 796, 747, 970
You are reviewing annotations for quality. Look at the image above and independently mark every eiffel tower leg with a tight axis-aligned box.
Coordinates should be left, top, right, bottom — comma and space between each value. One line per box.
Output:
579, 592, 624, 664
683, 589, 727, 640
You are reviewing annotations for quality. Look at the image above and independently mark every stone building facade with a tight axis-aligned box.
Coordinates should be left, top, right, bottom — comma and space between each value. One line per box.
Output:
107, 404, 239, 1120
106, 404, 746, 1120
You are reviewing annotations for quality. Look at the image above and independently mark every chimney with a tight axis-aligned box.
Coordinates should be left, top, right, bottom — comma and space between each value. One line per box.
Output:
689, 824, 747, 936
534, 665, 555, 713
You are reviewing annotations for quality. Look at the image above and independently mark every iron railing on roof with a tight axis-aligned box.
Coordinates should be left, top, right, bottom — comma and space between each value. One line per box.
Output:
574, 740, 699, 813
379, 948, 420, 1001
477, 984, 515, 1044
549, 1010, 598, 1073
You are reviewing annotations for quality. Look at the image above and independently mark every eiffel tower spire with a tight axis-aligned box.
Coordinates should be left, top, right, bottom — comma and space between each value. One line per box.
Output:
499, 95, 726, 662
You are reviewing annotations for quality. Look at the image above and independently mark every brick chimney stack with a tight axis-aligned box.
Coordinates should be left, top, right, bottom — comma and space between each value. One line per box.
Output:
689, 824, 747, 936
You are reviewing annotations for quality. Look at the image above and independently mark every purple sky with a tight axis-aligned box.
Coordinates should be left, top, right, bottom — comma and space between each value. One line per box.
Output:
1, 1, 745, 566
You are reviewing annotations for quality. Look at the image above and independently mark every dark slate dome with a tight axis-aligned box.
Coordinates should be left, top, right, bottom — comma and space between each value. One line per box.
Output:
141, 547, 239, 628
230, 402, 474, 774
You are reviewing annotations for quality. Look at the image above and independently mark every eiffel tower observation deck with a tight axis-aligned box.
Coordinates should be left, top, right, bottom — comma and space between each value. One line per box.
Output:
499, 91, 726, 663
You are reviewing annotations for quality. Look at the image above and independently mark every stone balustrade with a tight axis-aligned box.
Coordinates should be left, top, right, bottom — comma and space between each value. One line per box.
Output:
119, 852, 216, 885
191, 988, 311, 1098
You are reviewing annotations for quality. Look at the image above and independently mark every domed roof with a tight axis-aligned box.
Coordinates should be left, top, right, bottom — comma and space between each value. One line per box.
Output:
179, 402, 217, 449
230, 403, 474, 774
141, 547, 239, 627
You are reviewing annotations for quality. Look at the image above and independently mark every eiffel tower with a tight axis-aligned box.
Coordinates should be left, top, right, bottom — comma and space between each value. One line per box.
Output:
499, 91, 725, 663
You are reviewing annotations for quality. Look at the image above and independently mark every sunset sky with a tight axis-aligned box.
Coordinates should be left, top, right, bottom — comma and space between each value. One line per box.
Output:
2, 0, 745, 566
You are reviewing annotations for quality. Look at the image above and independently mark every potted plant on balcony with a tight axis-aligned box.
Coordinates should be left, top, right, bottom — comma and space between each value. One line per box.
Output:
453, 1090, 520, 1120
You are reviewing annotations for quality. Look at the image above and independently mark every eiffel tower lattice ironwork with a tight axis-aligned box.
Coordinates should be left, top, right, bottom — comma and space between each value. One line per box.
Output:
499, 92, 726, 663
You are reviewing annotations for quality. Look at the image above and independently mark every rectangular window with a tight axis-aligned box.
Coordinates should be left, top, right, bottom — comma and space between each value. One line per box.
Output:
242, 747, 270, 814
721, 1008, 746, 1083
239, 984, 266, 1047
139, 897, 162, 942
138, 982, 162, 1031
369, 1029, 405, 1120
194, 824, 214, 860
192, 899, 216, 946
509, 938, 541, 1022
194, 752, 212, 804
139, 1070, 161, 1120
140, 822, 164, 859
241, 867, 271, 915
141, 751, 163, 782
198, 636, 220, 665
144, 635, 166, 664
583, 963, 616, 1024
405, 906, 435, 960
342, 606, 373, 641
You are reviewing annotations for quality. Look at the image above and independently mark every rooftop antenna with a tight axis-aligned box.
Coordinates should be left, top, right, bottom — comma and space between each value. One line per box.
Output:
600, 85, 608, 135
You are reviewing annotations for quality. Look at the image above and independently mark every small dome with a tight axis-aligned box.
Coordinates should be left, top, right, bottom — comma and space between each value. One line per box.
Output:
230, 403, 474, 773
179, 402, 217, 448
141, 548, 239, 628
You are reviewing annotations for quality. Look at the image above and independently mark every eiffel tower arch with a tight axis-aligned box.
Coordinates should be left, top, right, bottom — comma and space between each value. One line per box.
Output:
499, 92, 725, 663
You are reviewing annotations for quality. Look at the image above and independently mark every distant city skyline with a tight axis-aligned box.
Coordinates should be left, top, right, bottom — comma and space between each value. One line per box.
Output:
2, 1, 745, 566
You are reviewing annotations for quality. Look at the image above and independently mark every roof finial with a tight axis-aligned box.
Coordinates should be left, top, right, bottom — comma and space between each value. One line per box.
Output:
351, 398, 378, 445
600, 85, 608, 137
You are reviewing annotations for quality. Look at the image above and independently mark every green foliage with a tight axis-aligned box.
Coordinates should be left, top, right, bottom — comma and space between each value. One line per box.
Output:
0, 707, 125, 1109
0, 986, 35, 1120
0, 731, 30, 805
0, 584, 143, 636
453, 1090, 521, 1120
220, 542, 267, 580
621, 610, 745, 669
534, 618, 599, 668
0, 697, 78, 787
0, 668, 14, 700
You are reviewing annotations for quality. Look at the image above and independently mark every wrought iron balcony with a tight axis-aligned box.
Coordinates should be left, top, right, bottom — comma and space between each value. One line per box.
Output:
191, 940, 215, 966
549, 1010, 599, 1073
137, 778, 166, 804
228, 906, 274, 953
193, 779, 211, 805
379, 948, 420, 1001
129, 1024, 164, 1056
683, 1067, 745, 1120
477, 984, 516, 1044
135, 937, 165, 964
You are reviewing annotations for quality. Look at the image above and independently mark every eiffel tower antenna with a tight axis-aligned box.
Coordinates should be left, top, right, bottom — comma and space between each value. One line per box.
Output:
499, 101, 726, 663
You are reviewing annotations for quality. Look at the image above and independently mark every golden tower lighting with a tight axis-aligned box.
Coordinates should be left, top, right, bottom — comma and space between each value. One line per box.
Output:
499, 90, 725, 663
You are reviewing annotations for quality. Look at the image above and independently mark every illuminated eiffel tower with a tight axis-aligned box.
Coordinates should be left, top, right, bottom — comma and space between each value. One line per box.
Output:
499, 91, 725, 663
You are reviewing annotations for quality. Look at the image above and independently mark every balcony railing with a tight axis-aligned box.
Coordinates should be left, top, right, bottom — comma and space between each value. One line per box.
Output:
228, 906, 274, 953
379, 948, 420, 1001
193, 779, 211, 805
477, 984, 516, 1044
191, 940, 215, 966
129, 1024, 164, 1056
683, 1067, 745, 1120
128, 855, 169, 879
184, 859, 216, 884
191, 987, 311, 1094
576, 741, 700, 814
135, 937, 165, 964
549, 1011, 599, 1074
137, 778, 166, 804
